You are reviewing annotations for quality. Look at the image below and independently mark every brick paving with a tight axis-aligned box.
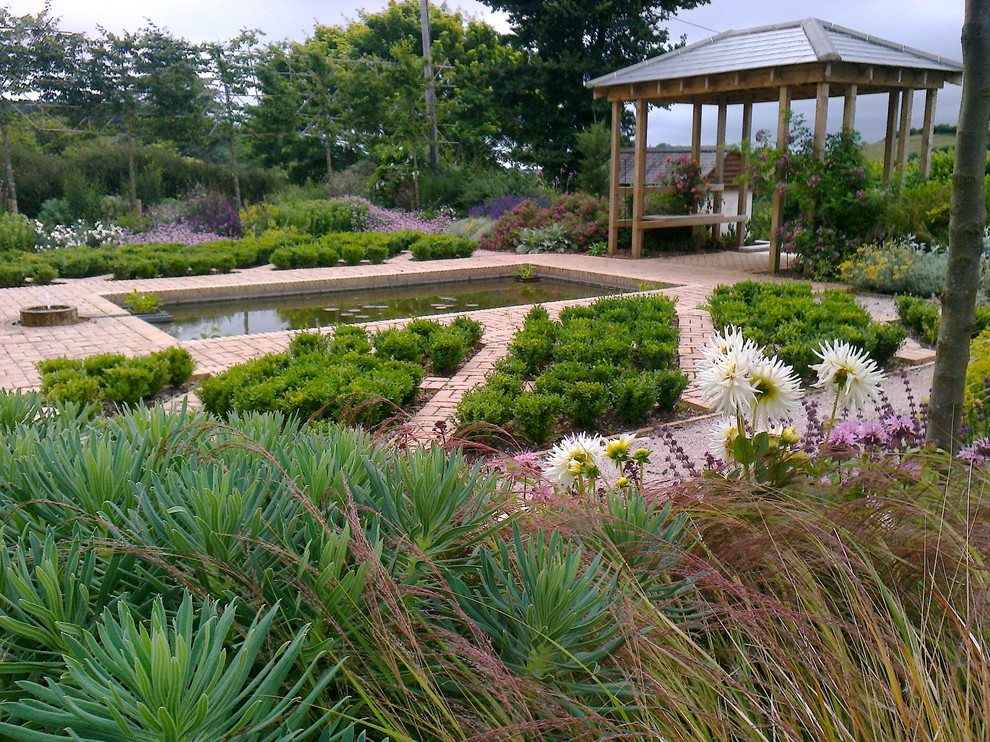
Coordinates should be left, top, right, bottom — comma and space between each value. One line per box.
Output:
0, 248, 929, 433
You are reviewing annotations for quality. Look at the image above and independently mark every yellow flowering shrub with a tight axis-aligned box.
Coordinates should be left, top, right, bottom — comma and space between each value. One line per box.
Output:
839, 238, 945, 296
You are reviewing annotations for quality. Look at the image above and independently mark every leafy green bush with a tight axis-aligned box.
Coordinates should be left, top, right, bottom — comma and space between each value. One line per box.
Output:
428, 328, 469, 375
512, 392, 564, 445
708, 282, 905, 376
365, 244, 389, 263
0, 212, 36, 251
341, 242, 365, 265
455, 386, 516, 428
199, 320, 480, 422
409, 234, 477, 260
285, 198, 369, 235
374, 327, 425, 363
38, 347, 195, 407
456, 295, 686, 439
0, 260, 28, 287
751, 127, 889, 279
897, 294, 990, 346
27, 263, 56, 285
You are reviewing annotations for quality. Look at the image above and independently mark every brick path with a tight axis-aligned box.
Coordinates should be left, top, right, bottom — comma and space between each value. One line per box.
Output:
0, 249, 933, 431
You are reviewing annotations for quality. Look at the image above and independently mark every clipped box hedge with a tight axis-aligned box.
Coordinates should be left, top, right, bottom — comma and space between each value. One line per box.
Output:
455, 295, 688, 445
707, 281, 905, 377
38, 347, 195, 407
197, 317, 483, 423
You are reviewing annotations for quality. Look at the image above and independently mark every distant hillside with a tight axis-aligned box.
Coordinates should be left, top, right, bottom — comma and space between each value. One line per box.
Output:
862, 133, 956, 161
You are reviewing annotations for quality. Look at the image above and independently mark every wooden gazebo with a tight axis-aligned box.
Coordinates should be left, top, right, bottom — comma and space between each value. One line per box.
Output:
586, 18, 962, 270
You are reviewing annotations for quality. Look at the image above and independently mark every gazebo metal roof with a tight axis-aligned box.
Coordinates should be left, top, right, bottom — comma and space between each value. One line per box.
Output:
589, 19, 961, 88
587, 18, 961, 105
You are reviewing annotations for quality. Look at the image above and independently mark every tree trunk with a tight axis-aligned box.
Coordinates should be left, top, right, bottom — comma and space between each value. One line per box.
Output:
230, 131, 242, 207
127, 129, 138, 212
926, 0, 990, 450
224, 85, 242, 206
1, 112, 19, 214
332, 134, 334, 198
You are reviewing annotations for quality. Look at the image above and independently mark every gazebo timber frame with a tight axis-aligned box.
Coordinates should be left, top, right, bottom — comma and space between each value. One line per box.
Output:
587, 19, 962, 271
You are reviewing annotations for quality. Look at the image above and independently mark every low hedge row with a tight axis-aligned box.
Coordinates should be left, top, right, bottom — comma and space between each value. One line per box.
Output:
409, 234, 476, 261
0, 226, 475, 287
197, 317, 483, 422
455, 296, 688, 445
269, 231, 415, 270
707, 282, 905, 377
38, 347, 195, 406
0, 230, 309, 286
896, 294, 990, 345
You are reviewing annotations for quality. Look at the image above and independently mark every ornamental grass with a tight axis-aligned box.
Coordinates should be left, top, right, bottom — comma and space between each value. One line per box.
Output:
0, 391, 987, 740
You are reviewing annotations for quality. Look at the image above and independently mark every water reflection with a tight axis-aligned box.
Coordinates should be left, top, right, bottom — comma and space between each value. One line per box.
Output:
159, 277, 633, 341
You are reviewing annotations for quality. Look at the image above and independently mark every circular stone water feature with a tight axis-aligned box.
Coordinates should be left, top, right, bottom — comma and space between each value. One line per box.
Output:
20, 305, 79, 327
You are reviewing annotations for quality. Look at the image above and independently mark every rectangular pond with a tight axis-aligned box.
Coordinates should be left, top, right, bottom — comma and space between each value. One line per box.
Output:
155, 276, 636, 341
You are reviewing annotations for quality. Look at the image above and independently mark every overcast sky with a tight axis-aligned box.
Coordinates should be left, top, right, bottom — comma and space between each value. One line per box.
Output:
6, 0, 967, 146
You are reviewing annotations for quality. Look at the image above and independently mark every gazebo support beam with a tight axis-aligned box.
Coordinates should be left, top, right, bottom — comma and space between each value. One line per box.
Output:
813, 82, 829, 158
736, 101, 753, 250
843, 84, 857, 130
714, 102, 727, 221
691, 103, 703, 162
919, 88, 938, 178
608, 100, 622, 255
882, 91, 900, 182
631, 99, 649, 259
896, 88, 914, 182
769, 85, 790, 274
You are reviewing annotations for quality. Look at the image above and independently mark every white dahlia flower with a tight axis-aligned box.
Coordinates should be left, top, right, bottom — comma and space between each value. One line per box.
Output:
810, 340, 884, 412
542, 433, 605, 487
749, 355, 802, 423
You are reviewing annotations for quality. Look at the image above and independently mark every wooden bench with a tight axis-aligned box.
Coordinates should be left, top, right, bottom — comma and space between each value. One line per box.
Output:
613, 213, 748, 229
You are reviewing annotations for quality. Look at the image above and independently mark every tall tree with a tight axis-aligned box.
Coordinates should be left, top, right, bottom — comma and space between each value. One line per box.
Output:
480, 0, 708, 172
86, 29, 142, 207
0, 5, 68, 212
927, 0, 990, 450
245, 2, 517, 186
204, 31, 261, 205
131, 25, 211, 156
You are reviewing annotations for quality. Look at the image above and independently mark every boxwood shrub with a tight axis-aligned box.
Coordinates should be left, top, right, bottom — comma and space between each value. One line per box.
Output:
455, 296, 688, 445
708, 281, 906, 377
198, 318, 483, 422
0, 225, 419, 287
409, 234, 476, 260
38, 346, 195, 407
896, 294, 990, 346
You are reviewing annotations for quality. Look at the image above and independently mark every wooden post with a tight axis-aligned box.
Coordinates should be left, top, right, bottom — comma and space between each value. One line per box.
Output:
736, 101, 753, 250
896, 88, 914, 182
631, 99, 648, 259
882, 91, 900, 182
842, 84, 857, 131
813, 82, 829, 158
691, 103, 703, 163
713, 101, 727, 219
769, 86, 790, 274
607, 100, 622, 255
919, 88, 938, 179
